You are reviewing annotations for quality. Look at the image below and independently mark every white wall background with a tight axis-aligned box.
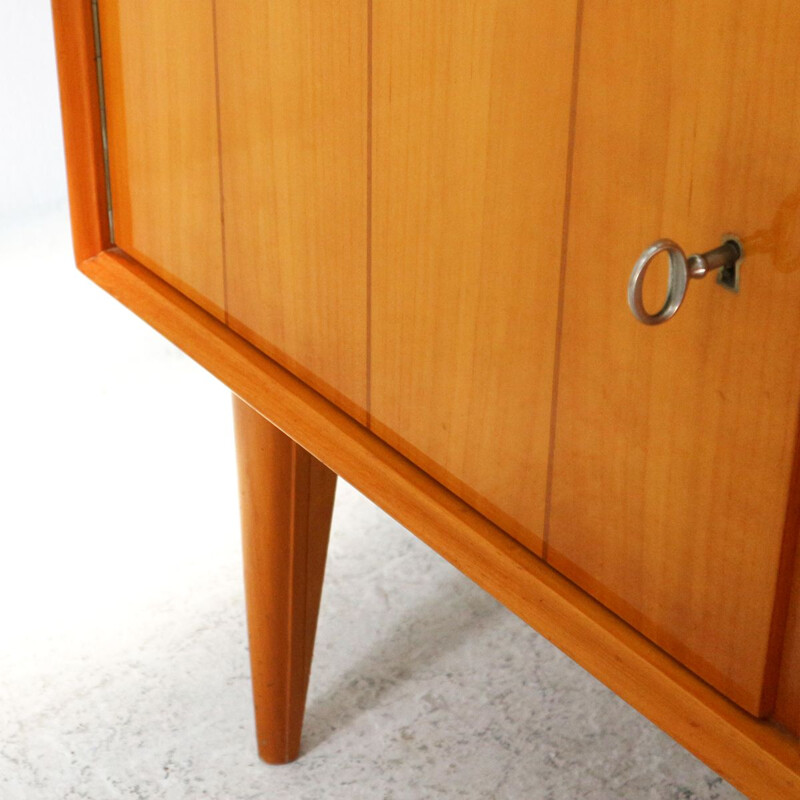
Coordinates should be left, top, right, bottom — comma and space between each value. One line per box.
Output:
0, 3, 68, 220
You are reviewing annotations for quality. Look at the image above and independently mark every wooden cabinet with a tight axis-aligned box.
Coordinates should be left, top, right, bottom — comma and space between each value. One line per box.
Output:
549, 0, 800, 716
52, 1, 800, 796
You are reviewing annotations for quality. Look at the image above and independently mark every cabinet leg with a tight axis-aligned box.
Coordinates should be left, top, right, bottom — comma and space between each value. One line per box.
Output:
232, 395, 337, 764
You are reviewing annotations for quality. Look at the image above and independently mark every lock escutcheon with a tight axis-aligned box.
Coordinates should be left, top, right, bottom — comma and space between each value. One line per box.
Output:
628, 237, 742, 325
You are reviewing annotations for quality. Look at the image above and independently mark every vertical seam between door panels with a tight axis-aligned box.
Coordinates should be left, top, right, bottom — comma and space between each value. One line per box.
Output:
542, 0, 585, 560
761, 398, 800, 715
211, 0, 229, 325
366, 0, 374, 424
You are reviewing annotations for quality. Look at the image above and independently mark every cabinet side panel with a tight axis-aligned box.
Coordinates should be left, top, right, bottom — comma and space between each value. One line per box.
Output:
51, 0, 111, 263
98, 0, 225, 319
370, 0, 579, 554
215, 1, 368, 422
549, 0, 800, 713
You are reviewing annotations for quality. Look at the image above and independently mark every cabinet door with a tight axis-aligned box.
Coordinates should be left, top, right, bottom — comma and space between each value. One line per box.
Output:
370, 0, 579, 554
215, 1, 368, 421
99, 0, 225, 318
549, 1, 800, 714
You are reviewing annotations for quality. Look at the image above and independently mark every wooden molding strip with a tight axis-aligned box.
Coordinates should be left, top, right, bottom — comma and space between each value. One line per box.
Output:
51, 0, 111, 263
80, 247, 800, 799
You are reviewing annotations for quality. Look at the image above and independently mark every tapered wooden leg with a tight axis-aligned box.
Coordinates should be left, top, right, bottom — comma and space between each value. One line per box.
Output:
232, 395, 337, 764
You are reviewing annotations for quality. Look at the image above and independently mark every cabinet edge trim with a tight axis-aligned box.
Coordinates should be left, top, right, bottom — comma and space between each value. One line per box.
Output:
52, 0, 111, 264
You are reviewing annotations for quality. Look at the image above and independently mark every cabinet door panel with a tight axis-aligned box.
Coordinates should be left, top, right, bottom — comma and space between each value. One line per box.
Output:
371, 0, 579, 553
549, 0, 800, 714
99, 0, 225, 318
216, 1, 368, 421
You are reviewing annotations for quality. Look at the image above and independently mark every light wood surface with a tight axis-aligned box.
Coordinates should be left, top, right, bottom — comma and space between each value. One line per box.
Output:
74, 248, 800, 798
51, 0, 110, 263
548, 0, 800, 715
370, 0, 579, 553
98, 0, 225, 319
215, 0, 368, 422
232, 395, 336, 764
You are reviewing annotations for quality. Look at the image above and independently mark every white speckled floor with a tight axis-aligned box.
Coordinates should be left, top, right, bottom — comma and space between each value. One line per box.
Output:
0, 209, 744, 799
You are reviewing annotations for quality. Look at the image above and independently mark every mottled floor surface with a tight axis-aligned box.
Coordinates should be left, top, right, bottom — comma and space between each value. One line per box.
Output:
0, 209, 743, 799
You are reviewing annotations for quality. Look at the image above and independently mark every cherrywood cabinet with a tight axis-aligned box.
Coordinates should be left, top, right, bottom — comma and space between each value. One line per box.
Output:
549, 0, 800, 716
52, 1, 800, 796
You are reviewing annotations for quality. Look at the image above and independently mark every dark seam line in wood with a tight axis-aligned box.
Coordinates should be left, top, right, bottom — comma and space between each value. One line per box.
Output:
543, 0, 585, 561
210, 0, 230, 326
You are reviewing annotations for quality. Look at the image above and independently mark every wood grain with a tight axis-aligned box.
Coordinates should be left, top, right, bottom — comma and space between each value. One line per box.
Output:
51, 0, 110, 263
97, 0, 225, 318
215, 0, 368, 422
75, 248, 800, 798
233, 395, 336, 763
370, 0, 579, 554
548, 0, 800, 715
